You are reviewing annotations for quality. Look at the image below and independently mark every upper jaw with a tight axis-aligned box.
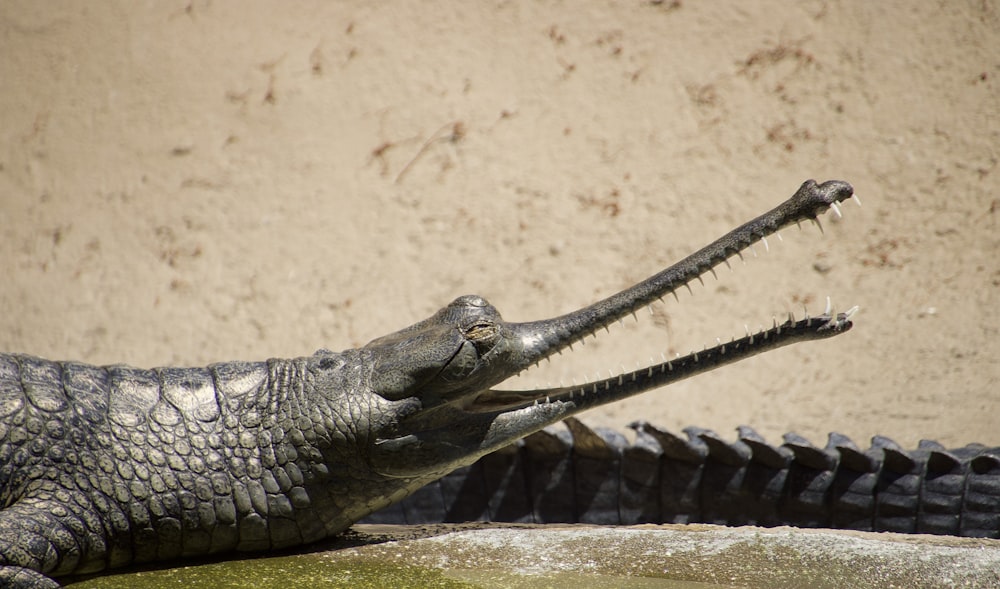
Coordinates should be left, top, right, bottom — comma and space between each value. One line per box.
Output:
501, 179, 855, 370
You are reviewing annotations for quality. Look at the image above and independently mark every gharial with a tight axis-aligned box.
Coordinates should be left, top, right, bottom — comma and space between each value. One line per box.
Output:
2, 179, 997, 588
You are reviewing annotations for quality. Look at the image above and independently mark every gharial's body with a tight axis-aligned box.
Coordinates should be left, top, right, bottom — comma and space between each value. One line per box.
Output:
0, 352, 418, 582
4, 180, 992, 588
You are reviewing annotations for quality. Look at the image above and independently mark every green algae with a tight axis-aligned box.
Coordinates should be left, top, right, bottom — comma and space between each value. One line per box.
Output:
62, 555, 475, 589
61, 555, 719, 589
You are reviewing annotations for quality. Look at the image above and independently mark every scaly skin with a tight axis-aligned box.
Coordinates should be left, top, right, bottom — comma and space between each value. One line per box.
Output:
0, 180, 857, 587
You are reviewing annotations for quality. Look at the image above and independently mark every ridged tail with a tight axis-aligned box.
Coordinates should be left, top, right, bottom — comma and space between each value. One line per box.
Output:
364, 418, 1000, 538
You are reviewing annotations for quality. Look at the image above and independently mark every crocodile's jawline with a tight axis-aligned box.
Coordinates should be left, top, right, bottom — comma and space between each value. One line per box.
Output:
366, 179, 856, 479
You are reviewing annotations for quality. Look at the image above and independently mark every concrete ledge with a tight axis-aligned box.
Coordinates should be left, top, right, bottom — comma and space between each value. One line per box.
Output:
67, 524, 1000, 588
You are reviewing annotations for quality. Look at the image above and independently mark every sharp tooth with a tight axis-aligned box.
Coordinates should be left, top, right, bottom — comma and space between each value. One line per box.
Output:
760, 235, 769, 252
844, 305, 860, 319
775, 232, 784, 242
723, 257, 733, 271
710, 266, 719, 280
824, 296, 832, 316
830, 201, 843, 218
811, 216, 825, 234
853, 194, 862, 207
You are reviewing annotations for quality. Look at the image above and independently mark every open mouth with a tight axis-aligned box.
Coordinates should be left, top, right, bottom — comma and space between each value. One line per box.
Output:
373, 179, 859, 477
469, 179, 860, 415
471, 300, 857, 414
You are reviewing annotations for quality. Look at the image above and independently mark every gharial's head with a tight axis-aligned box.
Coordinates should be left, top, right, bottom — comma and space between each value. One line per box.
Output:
349, 180, 858, 483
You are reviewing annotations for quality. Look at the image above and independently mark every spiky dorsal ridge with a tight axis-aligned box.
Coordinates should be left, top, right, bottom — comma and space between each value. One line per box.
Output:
367, 419, 1000, 538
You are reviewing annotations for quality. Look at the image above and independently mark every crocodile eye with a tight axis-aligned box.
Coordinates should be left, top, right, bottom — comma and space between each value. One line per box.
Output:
463, 322, 499, 354
464, 322, 497, 341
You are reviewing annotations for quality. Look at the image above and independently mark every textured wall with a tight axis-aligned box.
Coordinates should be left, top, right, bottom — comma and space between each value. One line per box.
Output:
1, 1, 998, 447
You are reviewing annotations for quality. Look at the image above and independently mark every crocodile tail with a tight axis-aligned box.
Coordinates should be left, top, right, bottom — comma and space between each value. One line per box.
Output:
364, 418, 1000, 538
